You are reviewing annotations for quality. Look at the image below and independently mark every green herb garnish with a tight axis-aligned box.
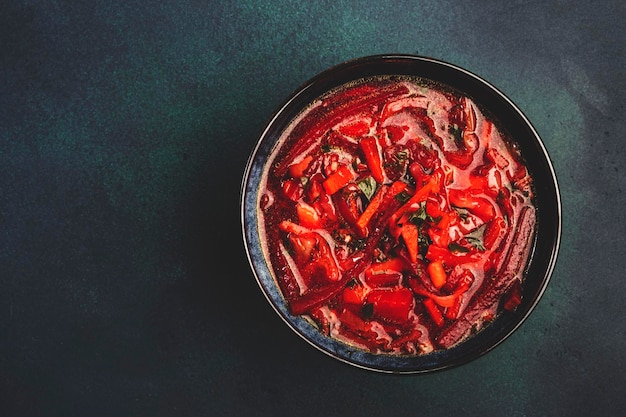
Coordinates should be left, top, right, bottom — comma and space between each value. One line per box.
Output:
357, 176, 377, 201
465, 224, 487, 251
448, 242, 470, 253
395, 190, 412, 203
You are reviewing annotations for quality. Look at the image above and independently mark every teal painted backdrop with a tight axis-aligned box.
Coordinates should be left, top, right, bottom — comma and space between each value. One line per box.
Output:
1, 1, 624, 416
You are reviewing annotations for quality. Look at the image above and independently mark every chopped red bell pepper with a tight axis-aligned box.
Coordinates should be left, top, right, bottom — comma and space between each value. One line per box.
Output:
287, 233, 317, 264
366, 257, 408, 275
387, 180, 408, 199
367, 288, 414, 323
425, 195, 446, 218
296, 201, 322, 229
342, 284, 368, 305
322, 164, 354, 195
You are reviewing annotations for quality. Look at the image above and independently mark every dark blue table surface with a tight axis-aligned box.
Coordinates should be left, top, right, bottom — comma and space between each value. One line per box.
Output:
1, 1, 625, 416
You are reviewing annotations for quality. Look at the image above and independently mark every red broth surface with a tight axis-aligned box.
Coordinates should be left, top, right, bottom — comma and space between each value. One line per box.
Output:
258, 76, 536, 354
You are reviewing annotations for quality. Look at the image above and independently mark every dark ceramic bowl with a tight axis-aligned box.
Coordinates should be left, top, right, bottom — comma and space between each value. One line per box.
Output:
241, 54, 561, 373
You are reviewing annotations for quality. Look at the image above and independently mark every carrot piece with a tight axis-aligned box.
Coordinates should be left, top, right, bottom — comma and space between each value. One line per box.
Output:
359, 136, 385, 184
388, 180, 408, 197
427, 260, 447, 289
447, 189, 496, 222
423, 298, 445, 326
401, 223, 420, 263
322, 165, 354, 195
296, 201, 322, 229
342, 285, 368, 305
444, 297, 462, 320
392, 176, 437, 221
356, 184, 388, 236
288, 155, 314, 178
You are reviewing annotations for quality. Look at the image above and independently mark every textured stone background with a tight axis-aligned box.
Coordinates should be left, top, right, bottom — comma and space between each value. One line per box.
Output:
1, 1, 624, 416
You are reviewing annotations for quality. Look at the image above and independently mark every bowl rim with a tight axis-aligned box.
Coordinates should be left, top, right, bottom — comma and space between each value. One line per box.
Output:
241, 54, 562, 374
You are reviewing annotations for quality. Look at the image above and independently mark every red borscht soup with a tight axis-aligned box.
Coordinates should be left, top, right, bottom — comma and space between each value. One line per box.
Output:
257, 76, 536, 355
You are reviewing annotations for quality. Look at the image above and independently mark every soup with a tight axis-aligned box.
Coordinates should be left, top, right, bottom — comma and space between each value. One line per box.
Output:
257, 76, 536, 355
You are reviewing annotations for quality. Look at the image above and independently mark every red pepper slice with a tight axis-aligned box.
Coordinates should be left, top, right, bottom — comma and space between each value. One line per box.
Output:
425, 244, 481, 266
483, 217, 506, 250
400, 223, 420, 264
323, 164, 354, 195
367, 288, 414, 323
448, 189, 496, 222
423, 298, 445, 326
342, 285, 368, 305
356, 184, 388, 236
366, 257, 408, 275
359, 135, 385, 184
313, 190, 338, 224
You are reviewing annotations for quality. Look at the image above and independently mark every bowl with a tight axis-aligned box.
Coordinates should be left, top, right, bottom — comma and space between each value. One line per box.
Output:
241, 54, 561, 373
